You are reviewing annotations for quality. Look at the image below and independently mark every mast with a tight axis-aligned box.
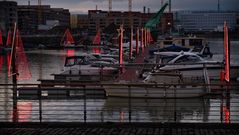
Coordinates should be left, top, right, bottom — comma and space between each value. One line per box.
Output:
10, 22, 18, 122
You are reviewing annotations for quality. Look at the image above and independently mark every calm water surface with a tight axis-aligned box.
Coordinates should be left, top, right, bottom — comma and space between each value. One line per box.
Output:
0, 39, 238, 123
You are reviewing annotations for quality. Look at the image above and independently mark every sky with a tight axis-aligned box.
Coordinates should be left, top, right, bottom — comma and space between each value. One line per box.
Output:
15, 0, 239, 14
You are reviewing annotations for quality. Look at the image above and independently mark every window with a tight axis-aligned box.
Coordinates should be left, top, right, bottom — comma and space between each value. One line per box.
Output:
175, 55, 200, 63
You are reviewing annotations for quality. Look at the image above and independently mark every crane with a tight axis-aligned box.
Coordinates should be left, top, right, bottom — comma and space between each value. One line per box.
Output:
129, 0, 132, 12
109, 0, 112, 12
38, 0, 42, 25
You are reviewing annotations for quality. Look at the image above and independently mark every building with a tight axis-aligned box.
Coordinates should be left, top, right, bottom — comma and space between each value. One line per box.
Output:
85, 10, 173, 33
18, 5, 70, 34
0, 1, 17, 35
175, 11, 238, 32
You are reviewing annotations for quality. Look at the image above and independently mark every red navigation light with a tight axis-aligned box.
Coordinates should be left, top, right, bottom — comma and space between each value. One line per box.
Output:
224, 22, 230, 82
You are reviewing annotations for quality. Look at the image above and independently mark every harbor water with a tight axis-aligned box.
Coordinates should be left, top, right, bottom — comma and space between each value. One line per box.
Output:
0, 39, 239, 123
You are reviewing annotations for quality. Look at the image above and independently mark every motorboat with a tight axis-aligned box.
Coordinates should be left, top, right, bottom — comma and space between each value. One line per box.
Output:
147, 51, 239, 81
149, 44, 212, 58
60, 56, 118, 76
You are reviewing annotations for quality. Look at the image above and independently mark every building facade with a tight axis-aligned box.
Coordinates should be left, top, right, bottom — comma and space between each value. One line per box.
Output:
18, 5, 70, 34
77, 10, 173, 33
0, 1, 17, 35
175, 11, 238, 32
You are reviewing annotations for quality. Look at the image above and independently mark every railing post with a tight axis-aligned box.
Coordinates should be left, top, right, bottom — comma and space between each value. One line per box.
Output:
226, 83, 231, 123
128, 85, 131, 122
174, 85, 177, 122
220, 89, 224, 123
83, 85, 87, 123
38, 85, 42, 123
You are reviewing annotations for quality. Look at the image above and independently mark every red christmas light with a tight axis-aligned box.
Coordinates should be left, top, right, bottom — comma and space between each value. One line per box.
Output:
224, 22, 230, 82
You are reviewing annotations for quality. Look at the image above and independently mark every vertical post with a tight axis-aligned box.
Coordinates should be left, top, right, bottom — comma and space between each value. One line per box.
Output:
220, 88, 224, 123
83, 85, 87, 123
136, 28, 139, 55
128, 85, 131, 122
141, 28, 144, 53
100, 65, 103, 81
144, 28, 147, 47
38, 85, 42, 122
11, 23, 18, 123
224, 21, 231, 123
118, 25, 124, 73
226, 83, 231, 123
174, 85, 177, 122
129, 27, 133, 60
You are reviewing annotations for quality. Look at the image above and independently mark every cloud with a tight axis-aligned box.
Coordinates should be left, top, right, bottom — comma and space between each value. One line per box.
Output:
15, 0, 239, 13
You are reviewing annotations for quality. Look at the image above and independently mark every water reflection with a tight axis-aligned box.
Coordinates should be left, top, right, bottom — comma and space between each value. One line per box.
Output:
12, 98, 212, 123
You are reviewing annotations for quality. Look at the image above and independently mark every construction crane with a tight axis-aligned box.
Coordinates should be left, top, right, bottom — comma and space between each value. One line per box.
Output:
129, 0, 132, 12
38, 0, 42, 25
109, 0, 112, 12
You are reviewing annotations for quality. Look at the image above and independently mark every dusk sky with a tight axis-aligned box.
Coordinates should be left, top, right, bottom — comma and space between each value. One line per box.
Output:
16, 0, 239, 13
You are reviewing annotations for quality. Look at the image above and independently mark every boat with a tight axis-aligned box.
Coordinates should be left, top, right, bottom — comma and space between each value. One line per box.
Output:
158, 36, 208, 48
57, 55, 118, 78
149, 44, 190, 56
147, 51, 239, 80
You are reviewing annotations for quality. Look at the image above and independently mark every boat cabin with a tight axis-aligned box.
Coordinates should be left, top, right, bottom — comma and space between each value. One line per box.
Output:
159, 37, 207, 48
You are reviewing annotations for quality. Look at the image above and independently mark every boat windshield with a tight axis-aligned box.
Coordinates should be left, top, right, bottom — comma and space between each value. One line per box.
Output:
65, 57, 90, 66
161, 55, 178, 64
175, 55, 201, 63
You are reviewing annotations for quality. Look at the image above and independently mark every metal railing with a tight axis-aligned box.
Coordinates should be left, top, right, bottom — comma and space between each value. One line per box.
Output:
0, 83, 238, 123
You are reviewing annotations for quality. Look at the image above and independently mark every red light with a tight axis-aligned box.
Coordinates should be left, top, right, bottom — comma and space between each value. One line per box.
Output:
223, 107, 230, 124
67, 49, 75, 57
11, 102, 32, 122
220, 70, 225, 82
66, 29, 75, 44
92, 48, 101, 54
93, 30, 101, 45
15, 29, 32, 80
224, 22, 230, 82
141, 28, 144, 52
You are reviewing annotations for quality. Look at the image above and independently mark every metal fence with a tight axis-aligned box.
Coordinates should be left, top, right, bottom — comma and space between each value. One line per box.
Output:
0, 83, 238, 123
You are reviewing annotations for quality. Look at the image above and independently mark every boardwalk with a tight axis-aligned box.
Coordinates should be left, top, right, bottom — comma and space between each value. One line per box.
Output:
0, 123, 239, 135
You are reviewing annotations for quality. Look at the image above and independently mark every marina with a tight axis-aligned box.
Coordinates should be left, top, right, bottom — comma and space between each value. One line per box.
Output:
0, 1, 239, 135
